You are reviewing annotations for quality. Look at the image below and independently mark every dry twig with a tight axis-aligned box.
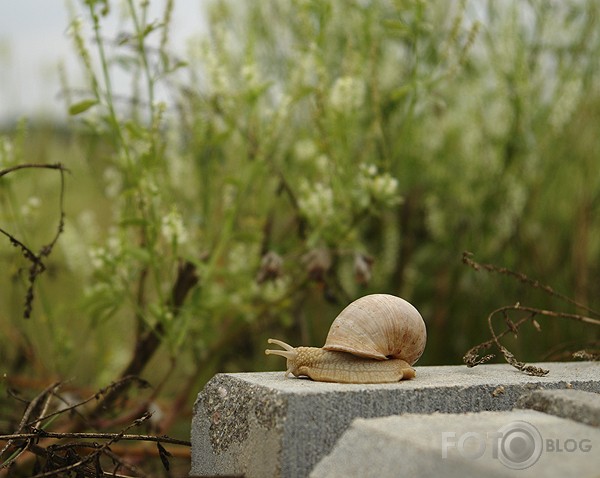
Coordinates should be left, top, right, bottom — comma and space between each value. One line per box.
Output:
462, 252, 600, 375
0, 379, 189, 477
0, 162, 69, 318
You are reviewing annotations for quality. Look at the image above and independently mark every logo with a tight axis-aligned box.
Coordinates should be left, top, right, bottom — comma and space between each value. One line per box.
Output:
441, 420, 592, 470
494, 421, 543, 469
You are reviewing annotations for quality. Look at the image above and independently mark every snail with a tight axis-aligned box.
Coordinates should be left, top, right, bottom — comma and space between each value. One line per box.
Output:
265, 294, 427, 384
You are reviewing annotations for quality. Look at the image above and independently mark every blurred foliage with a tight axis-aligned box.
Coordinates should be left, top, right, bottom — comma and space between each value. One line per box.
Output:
1, 0, 600, 424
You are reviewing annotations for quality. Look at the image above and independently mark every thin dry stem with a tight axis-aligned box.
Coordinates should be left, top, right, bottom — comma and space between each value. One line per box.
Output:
462, 252, 600, 375
462, 251, 600, 318
0, 162, 69, 318
464, 303, 600, 375
0, 431, 190, 447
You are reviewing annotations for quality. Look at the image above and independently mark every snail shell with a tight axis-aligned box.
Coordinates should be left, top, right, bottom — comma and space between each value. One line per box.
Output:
323, 293, 426, 364
265, 294, 427, 384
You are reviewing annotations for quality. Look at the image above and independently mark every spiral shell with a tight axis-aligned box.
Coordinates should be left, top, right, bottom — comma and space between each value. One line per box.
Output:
323, 294, 426, 364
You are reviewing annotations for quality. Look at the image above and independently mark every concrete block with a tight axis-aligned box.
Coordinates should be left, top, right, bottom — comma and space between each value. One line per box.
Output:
190, 362, 600, 477
311, 410, 600, 478
516, 389, 600, 427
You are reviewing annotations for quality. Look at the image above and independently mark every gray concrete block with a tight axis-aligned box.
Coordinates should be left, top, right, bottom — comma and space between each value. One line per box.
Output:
191, 362, 600, 477
310, 410, 600, 478
516, 389, 600, 427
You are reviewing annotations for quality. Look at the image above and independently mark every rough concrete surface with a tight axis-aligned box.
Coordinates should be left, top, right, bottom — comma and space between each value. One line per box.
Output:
516, 389, 600, 427
310, 410, 600, 478
190, 362, 600, 477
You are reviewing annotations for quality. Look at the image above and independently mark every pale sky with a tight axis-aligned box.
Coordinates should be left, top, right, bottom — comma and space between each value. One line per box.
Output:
0, 0, 206, 122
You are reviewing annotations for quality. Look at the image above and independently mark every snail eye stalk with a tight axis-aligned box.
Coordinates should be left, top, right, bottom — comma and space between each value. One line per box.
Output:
265, 338, 298, 360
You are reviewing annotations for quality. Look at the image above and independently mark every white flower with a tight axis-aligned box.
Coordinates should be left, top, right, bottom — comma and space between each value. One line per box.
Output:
298, 181, 335, 226
294, 139, 318, 162
20, 196, 41, 218
106, 234, 122, 257
360, 163, 377, 177
314, 154, 330, 174
370, 174, 400, 204
60, 221, 95, 273
329, 76, 366, 114
89, 246, 108, 270
256, 276, 290, 303
293, 139, 330, 174
88, 232, 122, 271
357, 164, 402, 207
161, 209, 188, 246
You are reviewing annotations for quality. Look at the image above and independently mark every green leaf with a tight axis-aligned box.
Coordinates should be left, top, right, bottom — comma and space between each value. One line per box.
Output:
68, 99, 99, 116
143, 21, 161, 38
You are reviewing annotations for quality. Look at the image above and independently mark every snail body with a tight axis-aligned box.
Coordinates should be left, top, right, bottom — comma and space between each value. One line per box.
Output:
265, 340, 415, 384
265, 294, 426, 384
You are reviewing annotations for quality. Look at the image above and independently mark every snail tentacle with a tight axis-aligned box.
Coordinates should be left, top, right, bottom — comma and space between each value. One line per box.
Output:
265, 338, 298, 360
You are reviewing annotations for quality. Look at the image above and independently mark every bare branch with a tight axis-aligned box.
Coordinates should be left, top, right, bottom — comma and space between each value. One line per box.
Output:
0, 162, 69, 318
0, 163, 69, 179
462, 251, 600, 318
0, 431, 190, 447
464, 303, 600, 375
